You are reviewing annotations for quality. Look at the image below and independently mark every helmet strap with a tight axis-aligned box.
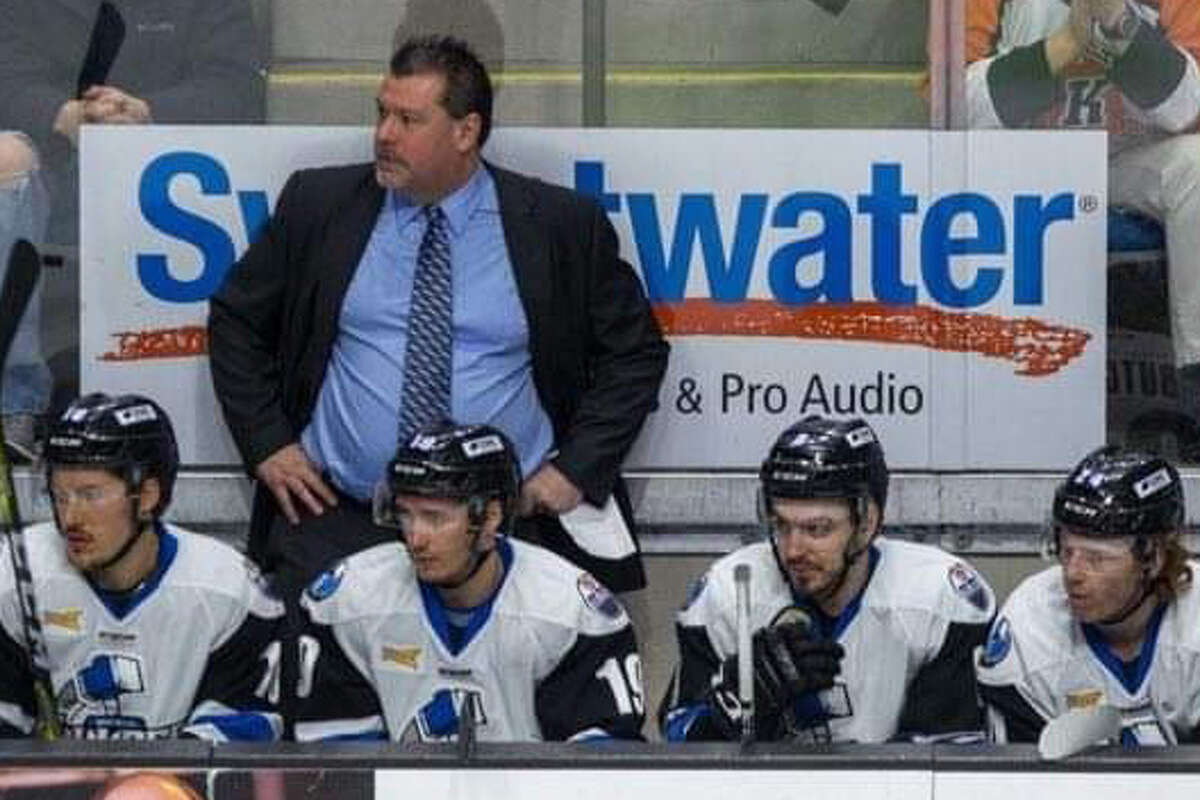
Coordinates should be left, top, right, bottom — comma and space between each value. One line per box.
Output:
430, 498, 499, 591
822, 504, 873, 604
1095, 542, 1160, 627
95, 497, 154, 573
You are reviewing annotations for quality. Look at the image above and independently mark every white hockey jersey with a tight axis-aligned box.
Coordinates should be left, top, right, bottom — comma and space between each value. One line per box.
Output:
661, 537, 996, 743
966, 0, 1200, 151
295, 536, 644, 742
976, 563, 1200, 744
0, 523, 285, 741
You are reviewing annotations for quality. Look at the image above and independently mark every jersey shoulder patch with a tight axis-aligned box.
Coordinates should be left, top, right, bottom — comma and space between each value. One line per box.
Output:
979, 615, 1013, 668
576, 573, 624, 620
947, 560, 992, 612
682, 572, 708, 611
306, 561, 347, 602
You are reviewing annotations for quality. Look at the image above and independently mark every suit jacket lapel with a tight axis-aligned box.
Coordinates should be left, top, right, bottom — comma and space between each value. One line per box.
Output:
490, 163, 554, 325
316, 166, 384, 321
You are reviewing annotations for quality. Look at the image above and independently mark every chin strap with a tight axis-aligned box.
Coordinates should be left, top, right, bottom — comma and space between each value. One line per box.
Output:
431, 516, 497, 591
820, 537, 870, 604
1096, 566, 1156, 627
1095, 539, 1161, 627
95, 508, 152, 573
816, 495, 874, 603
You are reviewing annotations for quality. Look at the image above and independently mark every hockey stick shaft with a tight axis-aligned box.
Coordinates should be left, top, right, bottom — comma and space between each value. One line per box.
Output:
76, 1, 126, 98
0, 239, 60, 739
733, 563, 753, 744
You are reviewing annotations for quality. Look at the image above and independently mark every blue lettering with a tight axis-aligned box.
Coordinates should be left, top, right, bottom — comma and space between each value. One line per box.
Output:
628, 193, 765, 302
921, 194, 1005, 308
137, 152, 236, 303
857, 164, 919, 303
768, 193, 852, 304
575, 160, 621, 213
1013, 193, 1074, 304
237, 190, 271, 247
582, 159, 1075, 309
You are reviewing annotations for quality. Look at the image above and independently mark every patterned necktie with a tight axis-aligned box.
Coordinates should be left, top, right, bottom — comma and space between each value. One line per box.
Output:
398, 205, 452, 443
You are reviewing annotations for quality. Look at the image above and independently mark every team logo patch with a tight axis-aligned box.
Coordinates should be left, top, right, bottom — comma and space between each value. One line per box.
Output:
947, 562, 989, 611
979, 616, 1012, 668
43, 607, 84, 632
113, 404, 157, 426
845, 426, 876, 449
577, 573, 624, 620
381, 644, 422, 672
1066, 688, 1104, 710
462, 434, 504, 458
1134, 468, 1172, 499
305, 562, 346, 601
682, 573, 708, 611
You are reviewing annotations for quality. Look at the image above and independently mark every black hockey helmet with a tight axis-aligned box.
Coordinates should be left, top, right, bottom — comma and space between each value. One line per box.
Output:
1052, 446, 1184, 539
44, 392, 180, 516
760, 415, 889, 514
374, 421, 520, 531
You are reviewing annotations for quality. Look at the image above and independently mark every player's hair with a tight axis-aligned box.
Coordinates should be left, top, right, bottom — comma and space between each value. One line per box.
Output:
390, 34, 493, 146
1151, 536, 1193, 602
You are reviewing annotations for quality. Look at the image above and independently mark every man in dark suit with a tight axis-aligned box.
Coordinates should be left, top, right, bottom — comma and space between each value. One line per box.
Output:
207, 35, 668, 598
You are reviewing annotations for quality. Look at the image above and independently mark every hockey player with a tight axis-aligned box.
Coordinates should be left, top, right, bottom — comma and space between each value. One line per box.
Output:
977, 447, 1200, 744
0, 393, 284, 740
966, 0, 1200, 382
294, 422, 644, 742
659, 415, 996, 743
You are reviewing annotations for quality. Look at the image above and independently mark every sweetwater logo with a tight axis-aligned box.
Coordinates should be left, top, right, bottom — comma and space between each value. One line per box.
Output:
115, 153, 1094, 375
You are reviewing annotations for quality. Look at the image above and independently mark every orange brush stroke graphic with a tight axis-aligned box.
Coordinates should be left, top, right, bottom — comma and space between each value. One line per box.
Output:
100, 325, 208, 361
102, 301, 1090, 377
653, 300, 1091, 377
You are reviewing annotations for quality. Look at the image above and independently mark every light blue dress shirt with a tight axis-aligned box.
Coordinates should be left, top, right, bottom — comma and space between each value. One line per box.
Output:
301, 166, 554, 501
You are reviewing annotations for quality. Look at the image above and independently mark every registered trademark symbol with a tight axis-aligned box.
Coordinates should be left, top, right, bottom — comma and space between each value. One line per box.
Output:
1079, 195, 1099, 213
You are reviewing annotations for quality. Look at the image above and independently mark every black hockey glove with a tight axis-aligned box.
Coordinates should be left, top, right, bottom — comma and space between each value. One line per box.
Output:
706, 622, 844, 741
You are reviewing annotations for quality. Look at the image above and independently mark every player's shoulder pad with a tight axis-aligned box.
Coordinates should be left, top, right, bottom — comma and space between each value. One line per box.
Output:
678, 541, 777, 624
2, 522, 62, 574
166, 526, 285, 616
302, 542, 410, 622
874, 538, 995, 622
507, 539, 629, 633
977, 566, 1076, 682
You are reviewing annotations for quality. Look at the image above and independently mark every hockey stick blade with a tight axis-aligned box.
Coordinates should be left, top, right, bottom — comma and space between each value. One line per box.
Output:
0, 240, 41, 372
0, 238, 59, 739
76, 1, 127, 97
1038, 705, 1122, 760
806, 0, 851, 16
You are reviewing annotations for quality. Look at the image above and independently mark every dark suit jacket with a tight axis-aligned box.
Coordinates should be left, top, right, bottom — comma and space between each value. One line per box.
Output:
208, 161, 669, 588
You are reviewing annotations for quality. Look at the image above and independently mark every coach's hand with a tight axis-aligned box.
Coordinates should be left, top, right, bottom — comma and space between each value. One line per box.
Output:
255, 443, 337, 524
517, 463, 583, 516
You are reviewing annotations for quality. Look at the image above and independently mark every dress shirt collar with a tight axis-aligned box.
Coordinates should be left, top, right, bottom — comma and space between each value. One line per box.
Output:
389, 163, 495, 237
